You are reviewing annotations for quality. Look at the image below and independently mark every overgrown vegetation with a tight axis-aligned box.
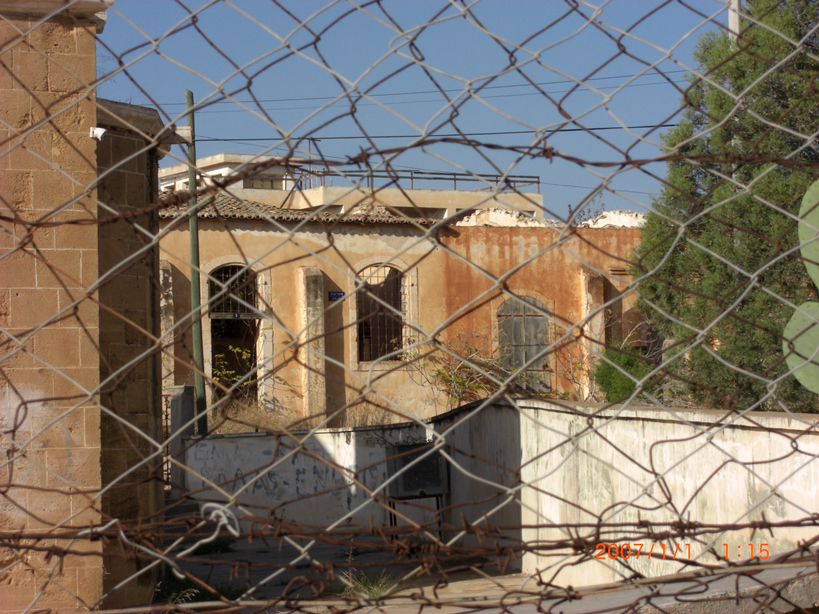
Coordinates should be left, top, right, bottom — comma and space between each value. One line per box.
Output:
212, 345, 256, 401
634, 0, 819, 412
339, 570, 398, 600
403, 331, 554, 413
153, 571, 246, 604
593, 348, 652, 402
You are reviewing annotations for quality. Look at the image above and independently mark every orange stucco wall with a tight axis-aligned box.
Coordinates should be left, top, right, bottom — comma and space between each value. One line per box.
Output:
159, 217, 642, 424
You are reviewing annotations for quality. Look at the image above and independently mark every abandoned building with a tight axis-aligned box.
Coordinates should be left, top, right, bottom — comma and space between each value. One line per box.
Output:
158, 159, 645, 428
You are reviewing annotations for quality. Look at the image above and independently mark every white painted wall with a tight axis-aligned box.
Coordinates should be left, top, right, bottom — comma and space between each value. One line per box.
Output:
185, 400, 819, 587
519, 401, 819, 586
185, 423, 441, 531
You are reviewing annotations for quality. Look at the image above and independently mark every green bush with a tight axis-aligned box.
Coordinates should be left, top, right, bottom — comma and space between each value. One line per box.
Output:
593, 349, 652, 403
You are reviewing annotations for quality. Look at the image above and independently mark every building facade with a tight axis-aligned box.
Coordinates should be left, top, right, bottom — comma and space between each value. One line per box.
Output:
158, 179, 644, 429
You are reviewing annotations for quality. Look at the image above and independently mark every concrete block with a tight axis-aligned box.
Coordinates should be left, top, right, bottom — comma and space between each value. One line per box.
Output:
0, 55, 13, 90
0, 250, 36, 288
76, 27, 96, 57
26, 489, 73, 530
0, 90, 32, 131
126, 170, 150, 206
51, 366, 97, 404
83, 405, 101, 447
57, 291, 97, 327
8, 131, 51, 172
50, 131, 95, 173
97, 170, 126, 207
30, 405, 85, 451
47, 53, 93, 93
0, 287, 11, 329
34, 567, 80, 609
53, 213, 97, 249
75, 566, 103, 607
78, 329, 99, 368
45, 447, 100, 488
25, 223, 55, 251
0, 169, 32, 211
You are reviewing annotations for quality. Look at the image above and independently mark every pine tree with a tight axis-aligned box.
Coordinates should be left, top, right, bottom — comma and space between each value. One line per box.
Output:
635, 0, 819, 412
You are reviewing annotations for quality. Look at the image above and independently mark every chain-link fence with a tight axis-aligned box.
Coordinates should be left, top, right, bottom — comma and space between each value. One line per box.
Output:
2, 0, 819, 612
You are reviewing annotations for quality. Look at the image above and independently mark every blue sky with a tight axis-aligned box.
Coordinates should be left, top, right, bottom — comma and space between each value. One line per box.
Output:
97, 1, 732, 220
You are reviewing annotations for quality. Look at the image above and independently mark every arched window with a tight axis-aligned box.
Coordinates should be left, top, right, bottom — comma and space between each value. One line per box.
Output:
209, 265, 256, 316
208, 265, 259, 400
498, 296, 550, 391
357, 265, 405, 361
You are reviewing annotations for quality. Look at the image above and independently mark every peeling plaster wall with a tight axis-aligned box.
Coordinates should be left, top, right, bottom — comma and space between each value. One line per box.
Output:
519, 401, 819, 587
159, 220, 643, 422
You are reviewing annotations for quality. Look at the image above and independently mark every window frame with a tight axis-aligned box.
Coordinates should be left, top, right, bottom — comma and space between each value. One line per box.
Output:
208, 264, 259, 320
493, 292, 554, 391
349, 259, 417, 371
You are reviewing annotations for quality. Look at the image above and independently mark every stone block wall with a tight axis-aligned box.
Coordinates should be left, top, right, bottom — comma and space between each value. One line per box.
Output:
0, 6, 103, 612
0, 3, 163, 610
95, 110, 163, 607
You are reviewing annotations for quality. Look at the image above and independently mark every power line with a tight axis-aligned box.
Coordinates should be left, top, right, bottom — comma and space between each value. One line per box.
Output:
144, 69, 690, 108
194, 79, 689, 114
196, 124, 677, 142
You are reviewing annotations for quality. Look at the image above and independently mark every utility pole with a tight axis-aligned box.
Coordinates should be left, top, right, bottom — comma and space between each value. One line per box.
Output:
186, 90, 208, 436
728, 0, 740, 43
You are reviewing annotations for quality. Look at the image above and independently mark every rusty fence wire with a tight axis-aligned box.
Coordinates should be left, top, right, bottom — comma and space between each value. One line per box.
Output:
2, 0, 819, 612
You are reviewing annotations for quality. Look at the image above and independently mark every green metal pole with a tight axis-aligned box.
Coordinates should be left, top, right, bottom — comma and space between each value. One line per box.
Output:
186, 90, 208, 436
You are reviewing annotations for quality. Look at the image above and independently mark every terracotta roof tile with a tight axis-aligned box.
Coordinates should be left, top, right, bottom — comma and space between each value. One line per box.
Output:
159, 192, 439, 226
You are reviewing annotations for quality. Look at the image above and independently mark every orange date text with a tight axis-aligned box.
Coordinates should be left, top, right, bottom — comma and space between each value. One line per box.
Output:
594, 543, 691, 560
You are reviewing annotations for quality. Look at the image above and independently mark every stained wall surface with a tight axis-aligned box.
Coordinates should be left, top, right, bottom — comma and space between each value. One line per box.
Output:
159, 216, 643, 425
184, 400, 819, 587
518, 401, 819, 586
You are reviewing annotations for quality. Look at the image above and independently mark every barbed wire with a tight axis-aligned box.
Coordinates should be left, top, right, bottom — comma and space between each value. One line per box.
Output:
2, 1, 819, 612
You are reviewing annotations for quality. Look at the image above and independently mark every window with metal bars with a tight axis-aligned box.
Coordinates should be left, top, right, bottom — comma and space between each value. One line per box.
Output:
208, 265, 257, 318
498, 296, 550, 391
356, 265, 405, 362
243, 176, 283, 190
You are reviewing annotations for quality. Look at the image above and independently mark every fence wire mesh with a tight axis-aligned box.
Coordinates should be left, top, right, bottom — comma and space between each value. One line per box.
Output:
2, 0, 819, 612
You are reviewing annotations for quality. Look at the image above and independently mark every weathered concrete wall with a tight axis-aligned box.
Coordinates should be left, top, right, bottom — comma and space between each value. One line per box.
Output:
184, 403, 525, 560
431, 403, 522, 555
186, 400, 819, 587
185, 423, 438, 530
0, 5, 104, 611
519, 401, 819, 587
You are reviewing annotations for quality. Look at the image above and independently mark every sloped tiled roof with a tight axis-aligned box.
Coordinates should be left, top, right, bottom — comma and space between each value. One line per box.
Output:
158, 192, 439, 226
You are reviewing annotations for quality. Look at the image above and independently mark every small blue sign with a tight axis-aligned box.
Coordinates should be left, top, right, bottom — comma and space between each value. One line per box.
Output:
328, 291, 345, 302
232, 313, 240, 319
